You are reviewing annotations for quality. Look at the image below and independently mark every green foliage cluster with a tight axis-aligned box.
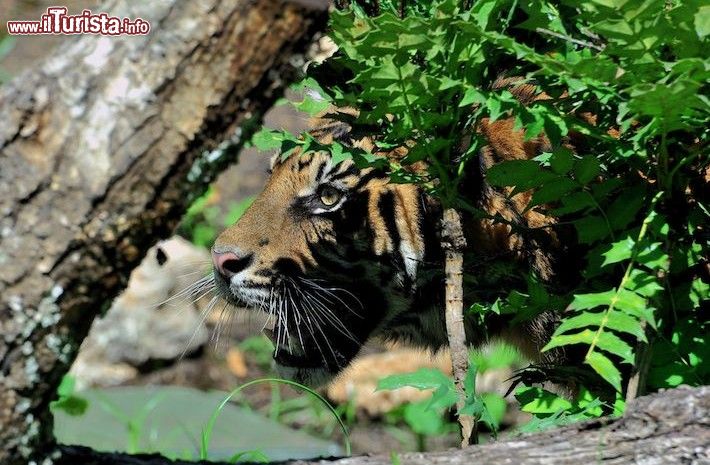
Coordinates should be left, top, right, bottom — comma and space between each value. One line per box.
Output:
378, 345, 521, 446
254, 0, 709, 425
179, 187, 254, 248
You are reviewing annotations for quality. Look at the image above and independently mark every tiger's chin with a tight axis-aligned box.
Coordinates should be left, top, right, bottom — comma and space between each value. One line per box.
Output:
263, 327, 360, 387
273, 363, 336, 387
214, 270, 373, 386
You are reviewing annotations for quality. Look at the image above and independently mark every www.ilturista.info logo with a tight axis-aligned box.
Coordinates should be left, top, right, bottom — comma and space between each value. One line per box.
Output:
6, 6, 150, 36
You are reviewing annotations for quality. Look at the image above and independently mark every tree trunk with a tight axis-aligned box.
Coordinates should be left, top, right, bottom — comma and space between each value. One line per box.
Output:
440, 207, 475, 446
0, 1, 327, 464
54, 385, 710, 464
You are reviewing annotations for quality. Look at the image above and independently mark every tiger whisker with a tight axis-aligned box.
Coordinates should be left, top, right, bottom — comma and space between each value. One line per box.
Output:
301, 297, 341, 366
181, 294, 219, 360
298, 277, 364, 317
292, 278, 360, 344
155, 274, 214, 308
302, 290, 360, 345
285, 279, 331, 366
286, 285, 307, 355
211, 300, 230, 350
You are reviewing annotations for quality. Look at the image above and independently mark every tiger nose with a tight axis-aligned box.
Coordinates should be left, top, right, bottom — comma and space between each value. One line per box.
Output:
212, 249, 253, 279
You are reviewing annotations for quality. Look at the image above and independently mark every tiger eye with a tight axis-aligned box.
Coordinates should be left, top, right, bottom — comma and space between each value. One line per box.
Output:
319, 186, 341, 207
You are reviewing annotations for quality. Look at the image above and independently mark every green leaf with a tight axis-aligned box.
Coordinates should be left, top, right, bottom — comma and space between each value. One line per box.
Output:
515, 387, 572, 415
552, 191, 596, 215
57, 375, 77, 397
544, 328, 634, 364
601, 236, 635, 267
460, 393, 500, 432
549, 148, 574, 174
569, 290, 616, 310
481, 392, 507, 430
51, 376, 88, 417
523, 115, 546, 140
439, 77, 462, 90
403, 401, 446, 436
329, 143, 351, 166
426, 383, 458, 410
470, 343, 523, 374
460, 87, 486, 107
607, 187, 646, 231
613, 289, 650, 317
50, 395, 89, 417
586, 351, 622, 391
377, 368, 453, 391
487, 160, 557, 190
574, 215, 612, 244
554, 310, 646, 342
486, 95, 504, 121
627, 269, 663, 298
529, 177, 578, 207
573, 156, 600, 184
252, 128, 285, 151
294, 94, 330, 116
696, 6, 710, 38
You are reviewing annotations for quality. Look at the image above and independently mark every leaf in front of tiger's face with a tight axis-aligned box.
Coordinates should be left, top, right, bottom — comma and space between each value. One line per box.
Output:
528, 177, 578, 209
549, 147, 575, 175
486, 160, 558, 191
251, 128, 287, 151
328, 142, 350, 166
294, 94, 331, 116
627, 80, 705, 132
573, 156, 601, 184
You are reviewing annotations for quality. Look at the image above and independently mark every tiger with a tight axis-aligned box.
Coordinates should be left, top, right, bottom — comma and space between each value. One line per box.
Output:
210, 80, 575, 386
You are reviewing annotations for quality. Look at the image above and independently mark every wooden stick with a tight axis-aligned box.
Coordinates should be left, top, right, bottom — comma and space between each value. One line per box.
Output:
535, 27, 605, 52
441, 207, 476, 446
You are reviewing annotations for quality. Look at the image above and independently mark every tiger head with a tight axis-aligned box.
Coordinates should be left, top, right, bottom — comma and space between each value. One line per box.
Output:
211, 81, 562, 385
211, 147, 439, 385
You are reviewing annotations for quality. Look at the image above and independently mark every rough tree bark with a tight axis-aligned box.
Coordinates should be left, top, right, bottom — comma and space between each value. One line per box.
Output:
55, 385, 710, 464
0, 1, 327, 464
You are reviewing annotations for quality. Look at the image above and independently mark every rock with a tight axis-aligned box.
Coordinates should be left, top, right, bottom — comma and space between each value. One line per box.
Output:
71, 237, 211, 389
54, 385, 343, 461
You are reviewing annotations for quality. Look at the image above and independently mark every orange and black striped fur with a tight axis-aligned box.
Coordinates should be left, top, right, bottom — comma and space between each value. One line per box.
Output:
211, 80, 571, 385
